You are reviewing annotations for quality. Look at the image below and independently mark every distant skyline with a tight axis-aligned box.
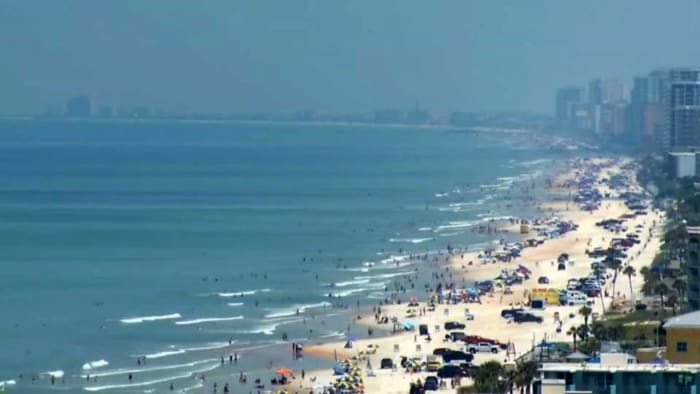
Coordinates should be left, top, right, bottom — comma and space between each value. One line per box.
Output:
2, 1, 700, 116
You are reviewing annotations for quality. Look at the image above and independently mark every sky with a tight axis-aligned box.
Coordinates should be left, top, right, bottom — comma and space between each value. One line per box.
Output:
2, 0, 700, 116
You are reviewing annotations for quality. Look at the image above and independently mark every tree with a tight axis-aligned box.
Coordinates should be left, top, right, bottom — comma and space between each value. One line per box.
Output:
514, 360, 538, 394
567, 326, 578, 351
655, 282, 670, 312
608, 259, 623, 300
473, 361, 505, 394
623, 266, 636, 302
667, 294, 680, 315
578, 306, 593, 339
672, 278, 686, 304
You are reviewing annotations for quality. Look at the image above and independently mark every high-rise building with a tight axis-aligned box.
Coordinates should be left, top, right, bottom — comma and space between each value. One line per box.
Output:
667, 68, 700, 149
686, 227, 700, 311
555, 87, 583, 127
66, 96, 91, 117
630, 70, 668, 147
589, 78, 626, 106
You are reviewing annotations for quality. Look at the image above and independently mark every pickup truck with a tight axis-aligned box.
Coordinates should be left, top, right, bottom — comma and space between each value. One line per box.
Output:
444, 321, 466, 330
467, 342, 499, 354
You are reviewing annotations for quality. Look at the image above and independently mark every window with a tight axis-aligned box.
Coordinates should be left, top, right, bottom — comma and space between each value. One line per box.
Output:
677, 341, 688, 352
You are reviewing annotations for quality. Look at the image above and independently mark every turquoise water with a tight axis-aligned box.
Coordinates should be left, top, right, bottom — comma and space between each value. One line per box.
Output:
0, 120, 568, 392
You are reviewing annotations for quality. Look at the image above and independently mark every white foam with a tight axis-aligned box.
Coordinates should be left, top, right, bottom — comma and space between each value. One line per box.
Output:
264, 302, 331, 318
182, 342, 231, 352
388, 237, 433, 244
0, 380, 16, 387
42, 370, 64, 378
320, 330, 345, 338
227, 302, 244, 307
83, 363, 219, 391
435, 220, 477, 232
81, 359, 216, 378
181, 382, 204, 392
333, 279, 370, 287
144, 349, 186, 359
120, 313, 181, 324
217, 288, 271, 297
439, 231, 463, 237
175, 316, 243, 325
435, 193, 448, 198
325, 282, 387, 297
355, 271, 412, 280
418, 227, 433, 231
378, 255, 410, 264
82, 360, 109, 370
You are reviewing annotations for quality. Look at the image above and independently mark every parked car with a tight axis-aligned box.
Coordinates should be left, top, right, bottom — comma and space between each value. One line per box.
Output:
442, 350, 474, 363
467, 342, 499, 354
501, 308, 524, 318
380, 358, 394, 369
444, 321, 466, 330
437, 365, 468, 378
423, 376, 439, 391
537, 276, 550, 284
513, 312, 544, 323
448, 331, 466, 342
432, 347, 450, 356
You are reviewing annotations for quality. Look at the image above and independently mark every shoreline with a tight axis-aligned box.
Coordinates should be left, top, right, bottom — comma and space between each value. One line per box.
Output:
297, 156, 664, 394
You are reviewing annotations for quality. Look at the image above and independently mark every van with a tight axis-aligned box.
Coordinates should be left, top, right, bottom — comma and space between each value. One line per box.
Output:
567, 294, 588, 306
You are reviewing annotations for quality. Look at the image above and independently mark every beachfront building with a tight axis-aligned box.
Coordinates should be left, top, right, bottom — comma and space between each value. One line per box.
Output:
664, 310, 700, 363
555, 87, 584, 128
688, 228, 700, 311
630, 70, 668, 149
539, 356, 700, 394
668, 152, 698, 178
667, 68, 700, 151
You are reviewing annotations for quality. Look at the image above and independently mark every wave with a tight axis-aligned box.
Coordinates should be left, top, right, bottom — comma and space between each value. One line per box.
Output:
82, 359, 217, 378
418, 227, 432, 231
41, 370, 64, 378
175, 316, 244, 325
233, 318, 304, 336
324, 281, 388, 298
355, 271, 412, 280
434, 193, 448, 198
435, 220, 477, 232
320, 330, 345, 338
227, 302, 244, 307
333, 279, 370, 287
182, 342, 231, 352
439, 231, 463, 237
82, 360, 109, 370
516, 158, 551, 167
84, 363, 219, 391
120, 313, 181, 324
378, 255, 410, 265
217, 288, 271, 297
264, 302, 330, 318
144, 349, 186, 359
0, 380, 15, 387
388, 237, 433, 244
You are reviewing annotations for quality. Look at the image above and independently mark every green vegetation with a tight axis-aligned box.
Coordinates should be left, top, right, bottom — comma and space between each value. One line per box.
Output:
469, 359, 539, 394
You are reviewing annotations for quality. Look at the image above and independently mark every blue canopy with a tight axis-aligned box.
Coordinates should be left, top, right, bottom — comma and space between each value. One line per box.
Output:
403, 321, 416, 330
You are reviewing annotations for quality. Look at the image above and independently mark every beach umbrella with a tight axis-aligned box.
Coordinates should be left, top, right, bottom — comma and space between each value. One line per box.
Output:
403, 321, 415, 330
276, 368, 293, 376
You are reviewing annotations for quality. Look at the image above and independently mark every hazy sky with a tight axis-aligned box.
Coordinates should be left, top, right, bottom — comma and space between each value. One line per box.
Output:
2, 1, 700, 115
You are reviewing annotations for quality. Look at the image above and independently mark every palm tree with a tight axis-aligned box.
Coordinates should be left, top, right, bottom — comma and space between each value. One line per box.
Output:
667, 294, 680, 315
655, 282, 670, 312
608, 259, 623, 300
473, 360, 504, 394
514, 360, 538, 394
623, 266, 636, 302
567, 326, 578, 351
578, 306, 593, 339
672, 278, 687, 305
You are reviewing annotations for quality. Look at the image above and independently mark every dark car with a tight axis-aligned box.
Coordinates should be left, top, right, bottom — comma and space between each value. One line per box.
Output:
501, 308, 524, 318
432, 347, 450, 356
442, 350, 474, 363
448, 331, 466, 342
444, 321, 466, 330
423, 376, 439, 391
437, 365, 468, 378
380, 358, 394, 369
537, 276, 550, 284
513, 312, 543, 323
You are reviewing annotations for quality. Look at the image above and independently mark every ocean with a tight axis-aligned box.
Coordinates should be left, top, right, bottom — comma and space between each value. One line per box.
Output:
0, 120, 571, 393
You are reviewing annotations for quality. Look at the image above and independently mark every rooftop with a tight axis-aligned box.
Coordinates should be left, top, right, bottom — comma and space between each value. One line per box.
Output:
663, 310, 700, 329
687, 226, 700, 235
541, 362, 700, 374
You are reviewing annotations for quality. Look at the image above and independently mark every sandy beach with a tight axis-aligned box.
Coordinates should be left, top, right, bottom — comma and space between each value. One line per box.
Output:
276, 157, 663, 394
